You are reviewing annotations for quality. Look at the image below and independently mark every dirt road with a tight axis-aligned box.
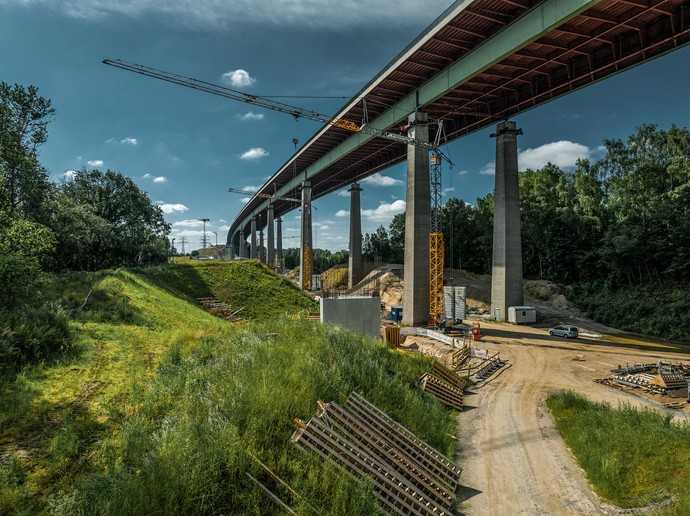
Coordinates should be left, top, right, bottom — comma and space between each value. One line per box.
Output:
456, 321, 690, 515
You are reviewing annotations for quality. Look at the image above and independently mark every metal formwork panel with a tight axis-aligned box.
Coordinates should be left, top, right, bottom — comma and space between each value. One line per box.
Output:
443, 287, 455, 321
292, 414, 453, 515
420, 374, 464, 411
346, 393, 460, 485
318, 401, 456, 504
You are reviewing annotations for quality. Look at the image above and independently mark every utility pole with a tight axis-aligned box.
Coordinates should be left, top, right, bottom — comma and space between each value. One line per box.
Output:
212, 231, 218, 246
180, 237, 186, 255
200, 218, 210, 249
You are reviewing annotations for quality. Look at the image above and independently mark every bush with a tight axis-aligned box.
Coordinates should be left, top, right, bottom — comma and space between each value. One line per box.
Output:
0, 304, 72, 373
573, 281, 690, 341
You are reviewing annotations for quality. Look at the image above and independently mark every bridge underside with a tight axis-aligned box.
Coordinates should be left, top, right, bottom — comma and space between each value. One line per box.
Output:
231, 0, 690, 239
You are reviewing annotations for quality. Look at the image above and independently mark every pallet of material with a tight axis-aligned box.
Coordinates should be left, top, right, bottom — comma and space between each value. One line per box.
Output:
384, 326, 402, 348
449, 345, 471, 369
291, 392, 459, 516
419, 373, 464, 411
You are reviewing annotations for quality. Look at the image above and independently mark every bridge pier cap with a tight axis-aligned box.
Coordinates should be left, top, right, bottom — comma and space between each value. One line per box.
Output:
490, 120, 524, 321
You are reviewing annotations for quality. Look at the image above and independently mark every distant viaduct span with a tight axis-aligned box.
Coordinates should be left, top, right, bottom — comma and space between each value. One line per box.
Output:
227, 0, 690, 324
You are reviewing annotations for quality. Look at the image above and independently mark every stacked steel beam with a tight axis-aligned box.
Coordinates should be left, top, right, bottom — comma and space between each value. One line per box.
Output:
291, 392, 459, 516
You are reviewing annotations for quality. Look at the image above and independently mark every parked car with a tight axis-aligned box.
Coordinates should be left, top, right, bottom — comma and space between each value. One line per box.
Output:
548, 325, 579, 338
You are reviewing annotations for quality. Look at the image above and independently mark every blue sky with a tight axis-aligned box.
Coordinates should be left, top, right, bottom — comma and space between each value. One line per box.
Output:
2, 0, 690, 251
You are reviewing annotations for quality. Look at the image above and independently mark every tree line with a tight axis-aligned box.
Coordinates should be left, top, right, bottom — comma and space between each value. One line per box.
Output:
1, 82, 170, 370
362, 124, 690, 288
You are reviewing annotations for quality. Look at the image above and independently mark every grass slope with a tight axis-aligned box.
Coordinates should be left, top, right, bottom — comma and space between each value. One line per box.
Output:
1, 262, 455, 515
547, 391, 690, 514
141, 259, 318, 319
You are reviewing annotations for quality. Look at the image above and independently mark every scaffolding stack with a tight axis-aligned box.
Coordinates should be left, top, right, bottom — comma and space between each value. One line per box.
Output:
291, 392, 459, 516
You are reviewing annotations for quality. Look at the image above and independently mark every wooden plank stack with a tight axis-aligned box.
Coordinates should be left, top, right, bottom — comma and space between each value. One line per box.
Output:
384, 326, 402, 348
291, 392, 459, 516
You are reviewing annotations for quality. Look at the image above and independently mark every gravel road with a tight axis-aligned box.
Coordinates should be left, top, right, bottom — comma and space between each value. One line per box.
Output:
455, 321, 690, 515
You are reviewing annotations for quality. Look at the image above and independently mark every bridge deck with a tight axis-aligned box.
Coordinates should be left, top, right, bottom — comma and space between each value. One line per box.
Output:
230, 0, 690, 240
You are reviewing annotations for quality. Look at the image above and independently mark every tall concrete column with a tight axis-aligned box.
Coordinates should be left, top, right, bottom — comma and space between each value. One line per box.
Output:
259, 229, 265, 263
250, 217, 257, 259
490, 120, 524, 321
348, 182, 363, 289
402, 111, 430, 326
299, 181, 313, 289
239, 230, 246, 258
276, 217, 283, 271
266, 204, 275, 268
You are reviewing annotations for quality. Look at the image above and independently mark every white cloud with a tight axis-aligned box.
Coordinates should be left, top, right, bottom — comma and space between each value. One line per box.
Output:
518, 141, 591, 170
241, 185, 259, 193
157, 202, 188, 214
479, 162, 495, 176
362, 200, 406, 223
173, 219, 205, 228
239, 112, 264, 121
335, 209, 350, 218
10, 0, 451, 28
219, 218, 227, 223
241, 197, 251, 204
336, 189, 350, 198
87, 159, 103, 167
153, 176, 168, 183
222, 69, 256, 88
107, 136, 138, 145
477, 140, 596, 176
442, 187, 455, 195
361, 173, 402, 187
458, 170, 469, 176
240, 147, 269, 160
142, 173, 152, 179
63, 170, 77, 180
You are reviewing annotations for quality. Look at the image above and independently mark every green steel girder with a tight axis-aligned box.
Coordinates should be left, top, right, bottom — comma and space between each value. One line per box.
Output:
234, 0, 601, 235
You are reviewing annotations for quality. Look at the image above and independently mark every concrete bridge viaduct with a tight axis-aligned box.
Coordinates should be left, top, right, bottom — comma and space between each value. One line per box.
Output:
227, 0, 690, 324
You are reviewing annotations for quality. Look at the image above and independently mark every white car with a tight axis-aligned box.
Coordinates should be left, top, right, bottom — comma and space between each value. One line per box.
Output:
549, 325, 579, 338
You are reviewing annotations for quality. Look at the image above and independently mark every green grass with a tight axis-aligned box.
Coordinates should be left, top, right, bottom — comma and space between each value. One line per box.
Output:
1, 261, 455, 515
547, 391, 690, 514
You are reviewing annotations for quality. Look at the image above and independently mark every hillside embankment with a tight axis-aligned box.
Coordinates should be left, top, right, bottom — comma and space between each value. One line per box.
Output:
0, 260, 455, 515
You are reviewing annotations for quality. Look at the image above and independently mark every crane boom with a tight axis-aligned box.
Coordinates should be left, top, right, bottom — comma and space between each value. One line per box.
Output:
102, 58, 438, 150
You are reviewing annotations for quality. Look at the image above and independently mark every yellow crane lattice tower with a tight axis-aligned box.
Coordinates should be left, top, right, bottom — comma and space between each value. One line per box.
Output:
428, 151, 445, 326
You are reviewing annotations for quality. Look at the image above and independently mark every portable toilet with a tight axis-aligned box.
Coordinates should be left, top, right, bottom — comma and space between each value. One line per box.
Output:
508, 306, 537, 324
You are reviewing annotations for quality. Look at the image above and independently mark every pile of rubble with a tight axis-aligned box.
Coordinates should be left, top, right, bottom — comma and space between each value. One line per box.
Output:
597, 361, 690, 398
292, 392, 460, 516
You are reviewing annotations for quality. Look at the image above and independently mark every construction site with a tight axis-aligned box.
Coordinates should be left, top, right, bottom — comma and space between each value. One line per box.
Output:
3, 0, 690, 514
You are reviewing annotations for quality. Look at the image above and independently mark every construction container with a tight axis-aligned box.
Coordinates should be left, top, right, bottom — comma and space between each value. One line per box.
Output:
443, 286, 466, 322
508, 306, 537, 324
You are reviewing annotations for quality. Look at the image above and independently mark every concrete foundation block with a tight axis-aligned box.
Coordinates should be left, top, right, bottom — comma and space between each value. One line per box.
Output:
320, 296, 380, 338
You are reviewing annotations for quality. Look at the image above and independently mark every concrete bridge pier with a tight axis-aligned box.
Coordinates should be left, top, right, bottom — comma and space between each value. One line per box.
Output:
239, 230, 246, 258
276, 217, 283, 271
402, 111, 430, 326
490, 120, 524, 321
250, 217, 257, 259
259, 229, 265, 263
266, 204, 275, 268
299, 180, 313, 290
348, 182, 363, 289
